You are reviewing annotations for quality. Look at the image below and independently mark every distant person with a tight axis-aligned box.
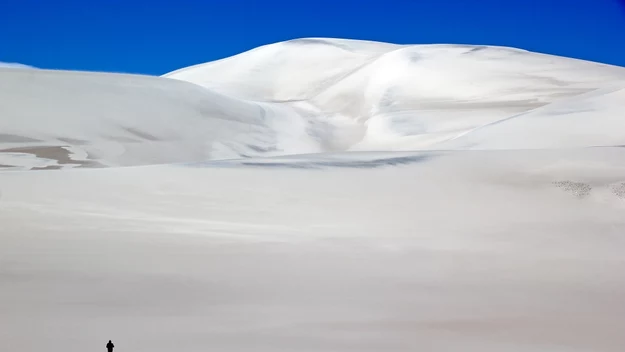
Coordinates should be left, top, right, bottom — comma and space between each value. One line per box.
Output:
106, 340, 115, 352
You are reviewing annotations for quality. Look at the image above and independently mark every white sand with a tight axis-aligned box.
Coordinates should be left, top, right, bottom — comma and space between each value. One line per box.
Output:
1, 39, 625, 351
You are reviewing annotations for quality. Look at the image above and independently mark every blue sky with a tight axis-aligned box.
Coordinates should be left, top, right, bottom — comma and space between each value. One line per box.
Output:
1, 0, 624, 75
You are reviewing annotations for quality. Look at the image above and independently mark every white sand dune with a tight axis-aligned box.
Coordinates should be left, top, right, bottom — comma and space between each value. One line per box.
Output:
1, 38, 625, 352
166, 38, 625, 152
0, 68, 323, 167
2, 38, 625, 169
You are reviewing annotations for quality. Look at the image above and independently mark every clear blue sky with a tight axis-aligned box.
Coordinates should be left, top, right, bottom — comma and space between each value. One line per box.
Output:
1, 0, 624, 75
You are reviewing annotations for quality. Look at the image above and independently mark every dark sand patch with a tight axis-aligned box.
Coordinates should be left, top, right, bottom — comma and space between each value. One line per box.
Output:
610, 183, 625, 199
0, 146, 101, 170
32, 165, 63, 171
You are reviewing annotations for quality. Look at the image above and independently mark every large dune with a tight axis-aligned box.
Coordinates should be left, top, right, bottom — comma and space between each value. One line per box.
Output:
1, 39, 625, 352
2, 38, 625, 169
166, 38, 625, 152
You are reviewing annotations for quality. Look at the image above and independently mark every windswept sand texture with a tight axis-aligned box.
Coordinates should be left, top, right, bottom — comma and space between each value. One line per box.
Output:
2, 39, 625, 352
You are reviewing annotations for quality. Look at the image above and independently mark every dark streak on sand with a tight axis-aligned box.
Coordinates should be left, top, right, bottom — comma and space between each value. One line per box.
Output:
0, 146, 101, 170
57, 137, 89, 145
196, 154, 434, 170
125, 127, 160, 141
0, 134, 42, 143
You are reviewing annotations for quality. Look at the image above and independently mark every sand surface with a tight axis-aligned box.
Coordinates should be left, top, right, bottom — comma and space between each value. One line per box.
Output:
2, 39, 625, 351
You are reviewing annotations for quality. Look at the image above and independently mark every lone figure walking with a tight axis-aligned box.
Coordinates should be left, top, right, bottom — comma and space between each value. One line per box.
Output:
106, 340, 115, 352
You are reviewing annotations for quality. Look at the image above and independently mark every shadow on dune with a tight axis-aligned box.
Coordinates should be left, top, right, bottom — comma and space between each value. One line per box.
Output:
194, 154, 434, 170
